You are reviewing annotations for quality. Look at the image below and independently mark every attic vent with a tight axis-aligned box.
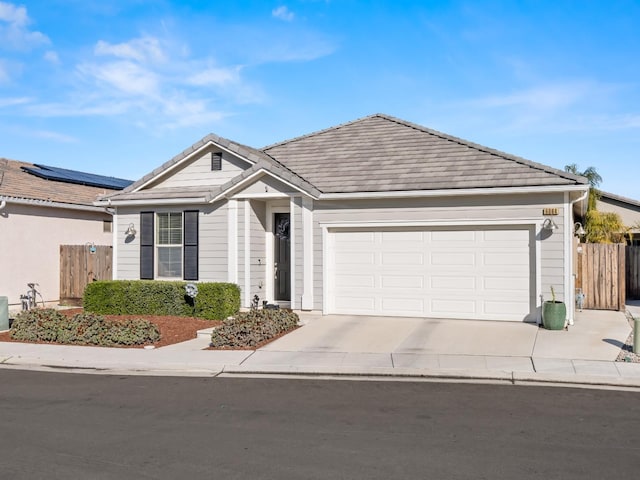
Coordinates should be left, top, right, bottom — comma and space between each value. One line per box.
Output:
211, 152, 222, 171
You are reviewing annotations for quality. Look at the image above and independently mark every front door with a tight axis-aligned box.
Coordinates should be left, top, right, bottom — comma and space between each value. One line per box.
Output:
273, 213, 291, 301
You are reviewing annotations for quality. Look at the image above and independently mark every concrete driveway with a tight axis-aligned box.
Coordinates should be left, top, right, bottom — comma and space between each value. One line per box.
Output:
241, 310, 631, 372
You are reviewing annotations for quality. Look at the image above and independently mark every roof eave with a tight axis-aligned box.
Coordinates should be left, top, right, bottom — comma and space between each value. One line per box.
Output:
318, 184, 589, 200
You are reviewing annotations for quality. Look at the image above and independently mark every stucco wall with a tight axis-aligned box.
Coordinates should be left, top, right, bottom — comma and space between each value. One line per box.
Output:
0, 202, 112, 306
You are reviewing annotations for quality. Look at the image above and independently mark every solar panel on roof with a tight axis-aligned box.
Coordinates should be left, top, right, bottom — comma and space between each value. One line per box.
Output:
21, 164, 133, 190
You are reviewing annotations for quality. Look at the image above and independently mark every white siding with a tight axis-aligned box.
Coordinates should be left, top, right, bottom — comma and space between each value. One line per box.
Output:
153, 149, 251, 189
239, 175, 298, 195
115, 202, 229, 282
200, 201, 228, 281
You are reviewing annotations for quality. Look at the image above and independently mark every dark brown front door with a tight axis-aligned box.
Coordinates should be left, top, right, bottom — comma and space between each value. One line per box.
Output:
274, 213, 290, 301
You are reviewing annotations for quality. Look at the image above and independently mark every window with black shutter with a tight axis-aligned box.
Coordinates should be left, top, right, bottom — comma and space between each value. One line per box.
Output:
183, 210, 199, 280
140, 211, 154, 279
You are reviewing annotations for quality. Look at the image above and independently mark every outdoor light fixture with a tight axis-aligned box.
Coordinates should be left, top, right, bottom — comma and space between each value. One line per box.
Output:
125, 223, 137, 237
542, 218, 559, 232
574, 222, 586, 237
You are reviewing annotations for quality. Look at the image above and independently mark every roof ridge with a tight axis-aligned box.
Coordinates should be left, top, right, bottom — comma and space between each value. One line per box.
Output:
261, 113, 384, 150
374, 114, 587, 184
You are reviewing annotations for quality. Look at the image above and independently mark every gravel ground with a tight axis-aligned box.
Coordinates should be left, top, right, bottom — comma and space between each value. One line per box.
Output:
616, 310, 640, 363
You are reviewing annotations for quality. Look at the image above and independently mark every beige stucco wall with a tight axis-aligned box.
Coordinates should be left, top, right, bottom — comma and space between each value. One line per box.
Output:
597, 197, 640, 232
0, 202, 113, 307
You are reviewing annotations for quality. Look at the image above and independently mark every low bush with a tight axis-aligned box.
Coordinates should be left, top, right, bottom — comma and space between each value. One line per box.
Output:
83, 280, 240, 320
210, 309, 299, 348
10, 309, 161, 347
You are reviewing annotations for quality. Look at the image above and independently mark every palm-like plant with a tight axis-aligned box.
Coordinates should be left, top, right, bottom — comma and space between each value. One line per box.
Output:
564, 164, 628, 243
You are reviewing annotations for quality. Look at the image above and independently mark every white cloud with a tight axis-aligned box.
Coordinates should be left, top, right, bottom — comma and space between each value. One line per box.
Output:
94, 36, 166, 63
187, 66, 242, 87
0, 60, 8, 82
272, 6, 295, 22
77, 60, 160, 96
43, 50, 59, 64
0, 95, 30, 107
0, 1, 49, 50
446, 81, 640, 135
0, 1, 27, 25
32, 129, 78, 143
466, 83, 591, 111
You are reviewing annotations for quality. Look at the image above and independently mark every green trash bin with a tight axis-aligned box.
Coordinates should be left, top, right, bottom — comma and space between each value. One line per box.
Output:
0, 296, 8, 331
634, 317, 640, 355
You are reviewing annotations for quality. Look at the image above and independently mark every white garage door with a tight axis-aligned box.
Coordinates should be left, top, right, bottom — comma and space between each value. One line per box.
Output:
328, 227, 533, 321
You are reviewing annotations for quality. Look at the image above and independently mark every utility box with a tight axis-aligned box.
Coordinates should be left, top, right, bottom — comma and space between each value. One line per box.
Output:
0, 296, 8, 331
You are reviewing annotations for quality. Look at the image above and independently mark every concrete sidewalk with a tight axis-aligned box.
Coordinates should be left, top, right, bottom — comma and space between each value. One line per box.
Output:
1, 309, 639, 389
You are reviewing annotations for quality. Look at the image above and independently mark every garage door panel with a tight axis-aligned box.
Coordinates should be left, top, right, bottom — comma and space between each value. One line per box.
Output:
431, 252, 475, 266
334, 296, 375, 312
335, 252, 375, 265
484, 300, 527, 315
483, 252, 528, 266
431, 276, 475, 290
431, 299, 476, 314
431, 230, 475, 242
483, 229, 529, 241
382, 252, 424, 265
335, 274, 375, 288
483, 276, 529, 291
382, 297, 424, 313
381, 275, 424, 288
381, 231, 424, 243
329, 227, 533, 321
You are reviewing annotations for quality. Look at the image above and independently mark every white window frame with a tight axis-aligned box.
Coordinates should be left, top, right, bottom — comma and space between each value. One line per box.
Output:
156, 211, 183, 279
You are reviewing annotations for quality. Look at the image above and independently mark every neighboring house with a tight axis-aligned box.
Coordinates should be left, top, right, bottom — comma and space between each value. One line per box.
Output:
596, 191, 640, 245
97, 114, 589, 323
0, 159, 131, 307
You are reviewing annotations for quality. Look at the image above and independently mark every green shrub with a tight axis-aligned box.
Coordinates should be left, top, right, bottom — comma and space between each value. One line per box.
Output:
210, 309, 299, 348
10, 309, 160, 347
83, 280, 240, 320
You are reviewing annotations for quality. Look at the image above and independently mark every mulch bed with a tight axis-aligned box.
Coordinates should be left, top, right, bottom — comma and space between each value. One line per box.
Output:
0, 308, 220, 349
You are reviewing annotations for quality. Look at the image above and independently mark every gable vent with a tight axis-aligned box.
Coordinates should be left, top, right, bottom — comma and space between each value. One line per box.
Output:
211, 152, 222, 171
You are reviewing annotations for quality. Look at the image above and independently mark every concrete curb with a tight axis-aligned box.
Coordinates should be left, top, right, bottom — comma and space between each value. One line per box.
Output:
3, 357, 640, 390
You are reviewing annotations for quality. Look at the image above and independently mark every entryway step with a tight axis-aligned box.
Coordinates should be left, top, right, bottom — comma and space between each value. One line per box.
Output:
197, 327, 215, 339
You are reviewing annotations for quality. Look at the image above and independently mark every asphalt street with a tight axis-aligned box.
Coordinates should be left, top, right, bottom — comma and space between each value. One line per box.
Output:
1, 370, 639, 479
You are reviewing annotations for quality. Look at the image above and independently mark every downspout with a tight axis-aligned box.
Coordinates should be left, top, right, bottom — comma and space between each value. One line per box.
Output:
568, 189, 589, 326
0, 199, 6, 211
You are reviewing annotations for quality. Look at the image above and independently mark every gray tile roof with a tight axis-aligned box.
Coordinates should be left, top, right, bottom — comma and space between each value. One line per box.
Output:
103, 113, 588, 204
262, 114, 588, 193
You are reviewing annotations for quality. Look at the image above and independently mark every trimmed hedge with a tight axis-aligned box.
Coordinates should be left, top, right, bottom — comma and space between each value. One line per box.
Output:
10, 309, 161, 347
83, 280, 240, 320
210, 309, 299, 348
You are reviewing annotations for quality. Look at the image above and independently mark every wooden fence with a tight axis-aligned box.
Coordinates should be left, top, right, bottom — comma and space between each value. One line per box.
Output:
576, 243, 625, 311
60, 245, 112, 305
628, 246, 640, 299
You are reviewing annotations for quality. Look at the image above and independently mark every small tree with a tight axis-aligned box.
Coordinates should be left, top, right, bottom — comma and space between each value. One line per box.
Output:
564, 164, 628, 243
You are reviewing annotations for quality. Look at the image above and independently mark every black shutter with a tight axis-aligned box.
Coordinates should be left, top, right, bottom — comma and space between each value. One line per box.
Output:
140, 211, 154, 279
183, 210, 199, 281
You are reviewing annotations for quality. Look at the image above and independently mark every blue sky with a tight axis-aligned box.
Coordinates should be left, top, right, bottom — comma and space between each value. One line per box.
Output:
0, 0, 638, 198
